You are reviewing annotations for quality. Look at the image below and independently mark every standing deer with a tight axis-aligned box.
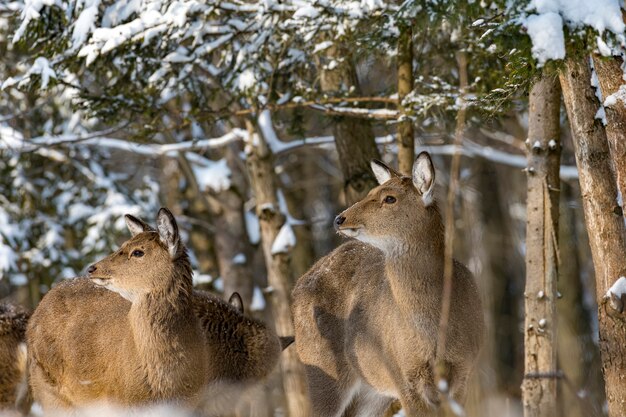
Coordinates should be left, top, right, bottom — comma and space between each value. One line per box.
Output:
27, 208, 284, 413
292, 152, 484, 416
0, 302, 30, 415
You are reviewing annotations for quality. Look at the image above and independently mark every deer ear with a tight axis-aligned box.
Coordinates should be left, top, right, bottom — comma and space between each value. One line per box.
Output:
125, 214, 153, 236
229, 292, 244, 314
412, 152, 435, 206
371, 159, 398, 185
156, 208, 180, 258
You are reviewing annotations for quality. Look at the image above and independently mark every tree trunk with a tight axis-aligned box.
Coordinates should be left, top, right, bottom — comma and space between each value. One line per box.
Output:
211, 146, 254, 309
245, 119, 311, 417
560, 57, 626, 417
557, 182, 604, 417
397, 25, 414, 175
521, 74, 561, 417
319, 45, 380, 205
591, 55, 626, 210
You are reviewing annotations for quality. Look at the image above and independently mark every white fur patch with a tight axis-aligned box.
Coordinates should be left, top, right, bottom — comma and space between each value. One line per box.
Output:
339, 228, 361, 238
92, 279, 138, 302
371, 161, 392, 185
412, 154, 435, 206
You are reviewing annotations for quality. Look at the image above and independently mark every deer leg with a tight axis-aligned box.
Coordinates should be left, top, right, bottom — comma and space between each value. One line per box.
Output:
343, 385, 394, 417
304, 365, 357, 417
397, 363, 440, 417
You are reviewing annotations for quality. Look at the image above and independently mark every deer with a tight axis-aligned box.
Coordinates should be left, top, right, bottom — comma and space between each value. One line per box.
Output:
27, 208, 285, 414
0, 302, 31, 415
292, 152, 484, 417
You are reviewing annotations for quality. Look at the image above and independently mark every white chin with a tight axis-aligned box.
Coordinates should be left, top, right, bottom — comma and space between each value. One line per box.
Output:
91, 278, 109, 286
340, 228, 361, 238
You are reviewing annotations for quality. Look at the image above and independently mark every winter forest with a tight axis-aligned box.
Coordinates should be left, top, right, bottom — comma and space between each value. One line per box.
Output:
1, 0, 626, 416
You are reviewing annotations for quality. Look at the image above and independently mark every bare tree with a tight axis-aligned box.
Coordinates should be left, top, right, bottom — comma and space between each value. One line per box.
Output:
397, 25, 414, 175
560, 57, 626, 417
319, 45, 381, 205
521, 74, 561, 417
591, 55, 626, 208
245, 119, 311, 417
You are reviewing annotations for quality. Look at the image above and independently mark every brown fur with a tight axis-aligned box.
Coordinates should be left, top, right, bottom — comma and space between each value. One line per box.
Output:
27, 209, 281, 413
0, 302, 31, 414
292, 153, 484, 417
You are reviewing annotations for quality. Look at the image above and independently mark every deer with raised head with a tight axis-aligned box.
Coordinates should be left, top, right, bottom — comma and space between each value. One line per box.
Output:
0, 302, 31, 415
292, 152, 484, 417
27, 208, 284, 413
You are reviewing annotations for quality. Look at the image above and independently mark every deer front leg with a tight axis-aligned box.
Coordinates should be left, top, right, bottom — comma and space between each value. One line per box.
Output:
304, 365, 358, 417
398, 363, 440, 417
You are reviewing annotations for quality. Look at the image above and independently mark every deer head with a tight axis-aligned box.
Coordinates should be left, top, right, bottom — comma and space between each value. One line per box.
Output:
334, 152, 440, 256
87, 208, 186, 302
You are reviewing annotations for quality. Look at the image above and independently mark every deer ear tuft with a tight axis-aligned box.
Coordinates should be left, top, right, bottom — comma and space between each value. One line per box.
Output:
156, 208, 180, 258
412, 152, 435, 206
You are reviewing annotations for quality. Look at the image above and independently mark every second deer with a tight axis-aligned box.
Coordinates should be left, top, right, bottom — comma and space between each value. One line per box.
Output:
27, 208, 284, 414
292, 152, 484, 416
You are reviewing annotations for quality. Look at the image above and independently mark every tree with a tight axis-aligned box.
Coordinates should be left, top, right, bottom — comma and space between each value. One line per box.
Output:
521, 73, 561, 417
560, 56, 626, 417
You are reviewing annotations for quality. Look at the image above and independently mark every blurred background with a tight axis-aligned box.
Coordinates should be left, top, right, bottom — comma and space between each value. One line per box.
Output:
0, 0, 619, 416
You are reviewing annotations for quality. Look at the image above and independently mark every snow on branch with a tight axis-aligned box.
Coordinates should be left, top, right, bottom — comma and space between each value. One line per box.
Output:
2, 128, 248, 156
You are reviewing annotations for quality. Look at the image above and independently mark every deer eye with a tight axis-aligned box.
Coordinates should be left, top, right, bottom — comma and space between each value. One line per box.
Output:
131, 250, 144, 258
383, 196, 396, 204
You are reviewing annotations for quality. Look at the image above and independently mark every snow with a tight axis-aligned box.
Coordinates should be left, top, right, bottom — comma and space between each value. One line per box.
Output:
527, 0, 625, 36
596, 36, 612, 56
606, 276, 626, 299
20, 57, 57, 89
192, 157, 232, 193
293, 5, 319, 19
603, 85, 626, 108
236, 69, 256, 91
193, 273, 213, 286
245, 210, 261, 245
523, 13, 565, 67
250, 286, 266, 311
13, 0, 57, 42
232, 253, 246, 264
270, 223, 296, 255
523, 0, 625, 65
72, 0, 101, 50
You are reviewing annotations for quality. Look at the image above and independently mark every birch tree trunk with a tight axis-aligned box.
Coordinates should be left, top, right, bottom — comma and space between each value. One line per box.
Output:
319, 45, 380, 205
245, 119, 311, 417
522, 74, 561, 417
560, 57, 626, 417
397, 25, 414, 175
591, 55, 626, 208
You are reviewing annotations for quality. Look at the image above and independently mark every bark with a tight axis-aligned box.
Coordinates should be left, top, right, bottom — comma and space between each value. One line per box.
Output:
591, 55, 626, 211
210, 146, 254, 309
521, 74, 561, 417
560, 57, 626, 417
319, 44, 380, 205
557, 182, 604, 417
245, 120, 311, 417
397, 25, 415, 175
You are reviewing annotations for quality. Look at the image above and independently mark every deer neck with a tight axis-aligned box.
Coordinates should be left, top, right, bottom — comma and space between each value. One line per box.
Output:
384, 227, 445, 318
127, 262, 199, 397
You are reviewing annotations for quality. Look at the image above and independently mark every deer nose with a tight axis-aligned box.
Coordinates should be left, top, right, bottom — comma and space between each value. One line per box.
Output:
334, 215, 346, 227
87, 265, 97, 274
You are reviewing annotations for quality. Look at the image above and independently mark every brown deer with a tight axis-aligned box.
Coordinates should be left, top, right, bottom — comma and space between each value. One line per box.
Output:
292, 152, 484, 417
0, 302, 31, 415
27, 208, 284, 413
